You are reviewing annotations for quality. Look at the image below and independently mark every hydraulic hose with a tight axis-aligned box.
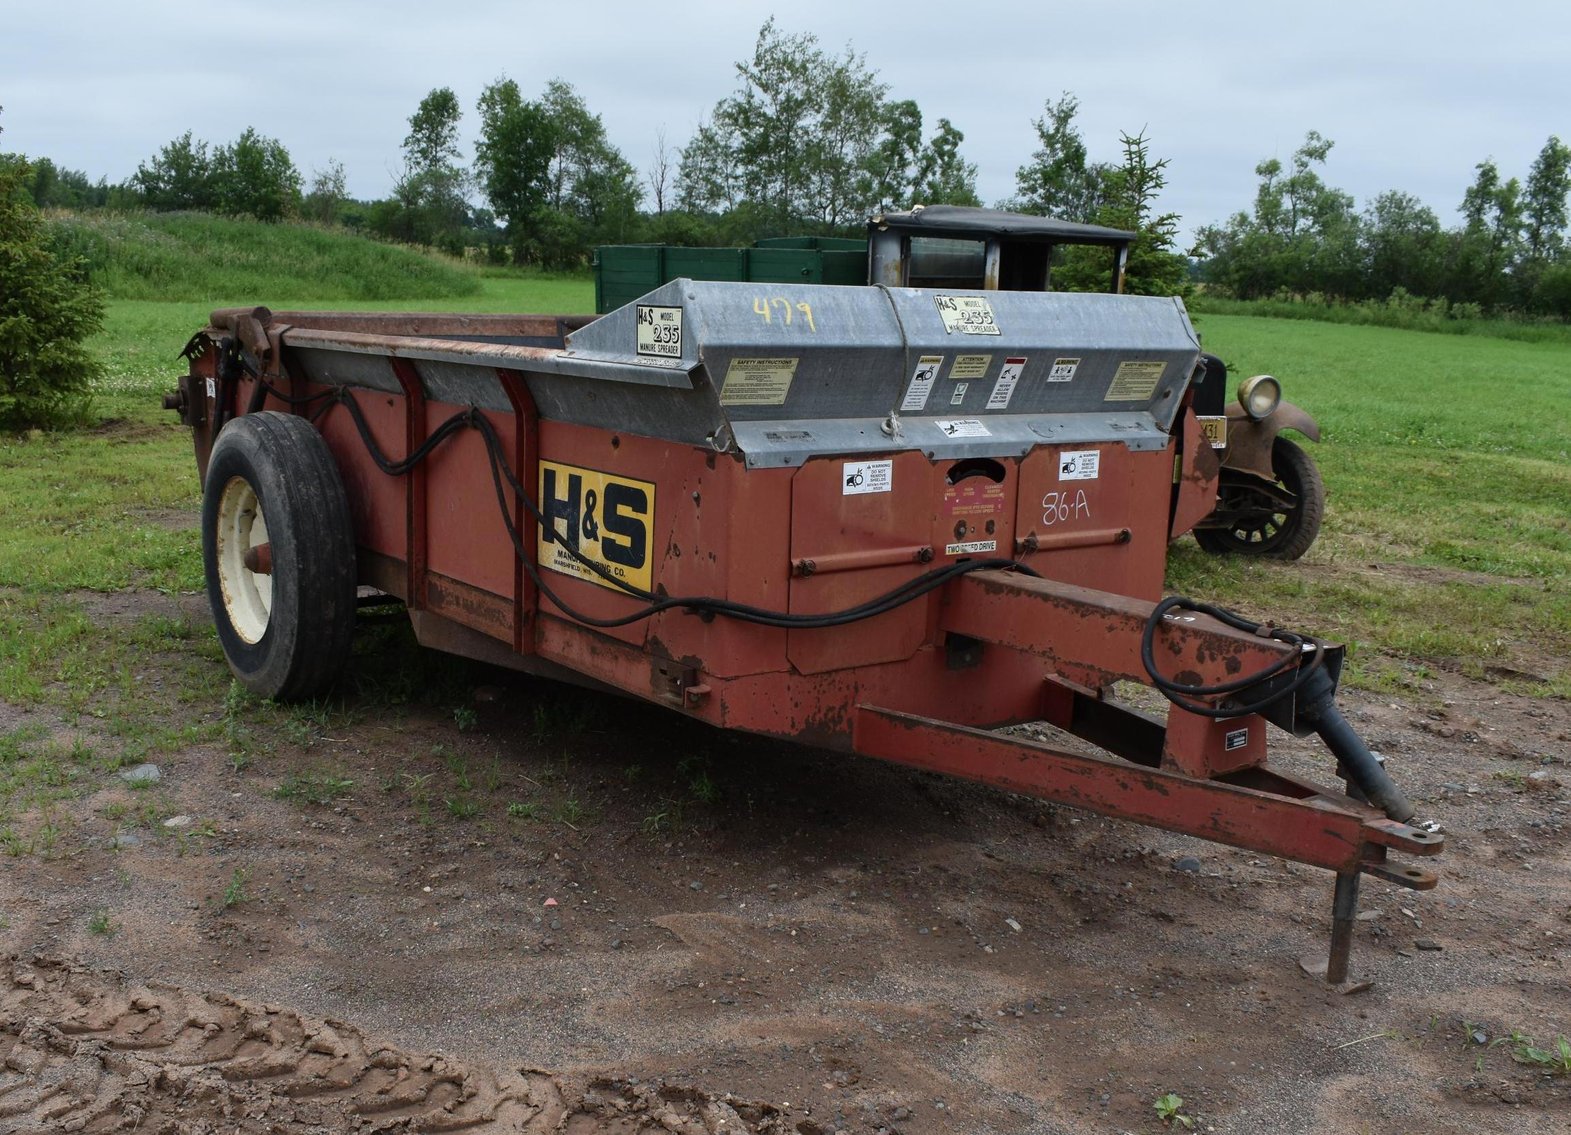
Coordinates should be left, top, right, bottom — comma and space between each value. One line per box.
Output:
1294, 664, 1416, 822
1143, 596, 1415, 823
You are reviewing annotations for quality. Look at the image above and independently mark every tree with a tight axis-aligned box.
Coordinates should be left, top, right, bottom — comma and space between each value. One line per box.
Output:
533, 79, 643, 265
303, 159, 348, 225
132, 131, 215, 211
209, 128, 301, 221
0, 110, 104, 430
1361, 190, 1444, 300
860, 98, 923, 211
474, 78, 558, 261
647, 128, 674, 217
393, 87, 470, 250
1450, 158, 1523, 307
913, 118, 980, 207
1012, 94, 1104, 221
1194, 131, 1361, 300
1063, 130, 1187, 296
1521, 135, 1570, 264
677, 19, 906, 237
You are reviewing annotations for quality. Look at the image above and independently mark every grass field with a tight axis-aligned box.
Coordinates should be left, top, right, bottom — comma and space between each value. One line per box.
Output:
1, 269, 1567, 703
1174, 312, 1570, 694
49, 212, 486, 303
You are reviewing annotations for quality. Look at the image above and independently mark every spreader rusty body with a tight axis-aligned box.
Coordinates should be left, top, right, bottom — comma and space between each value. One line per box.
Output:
168, 281, 1441, 982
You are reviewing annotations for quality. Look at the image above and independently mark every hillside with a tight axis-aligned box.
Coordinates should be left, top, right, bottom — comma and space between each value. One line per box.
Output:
47, 211, 484, 303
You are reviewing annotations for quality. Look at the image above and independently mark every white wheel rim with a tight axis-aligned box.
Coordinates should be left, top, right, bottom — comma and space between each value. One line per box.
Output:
215, 476, 272, 643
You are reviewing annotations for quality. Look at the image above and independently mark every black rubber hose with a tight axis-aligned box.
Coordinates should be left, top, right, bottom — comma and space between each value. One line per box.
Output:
1295, 664, 1415, 822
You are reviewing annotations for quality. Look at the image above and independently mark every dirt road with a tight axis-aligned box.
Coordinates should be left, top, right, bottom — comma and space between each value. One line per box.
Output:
1, 593, 1567, 1133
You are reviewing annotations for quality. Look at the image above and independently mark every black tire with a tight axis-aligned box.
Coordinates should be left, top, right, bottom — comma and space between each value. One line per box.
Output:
1194, 437, 1324, 560
202, 411, 356, 700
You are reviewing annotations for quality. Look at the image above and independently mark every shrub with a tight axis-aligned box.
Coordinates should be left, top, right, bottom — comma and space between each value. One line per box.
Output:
0, 159, 103, 430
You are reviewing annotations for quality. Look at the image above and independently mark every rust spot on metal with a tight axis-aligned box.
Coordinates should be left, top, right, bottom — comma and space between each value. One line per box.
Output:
242, 543, 273, 575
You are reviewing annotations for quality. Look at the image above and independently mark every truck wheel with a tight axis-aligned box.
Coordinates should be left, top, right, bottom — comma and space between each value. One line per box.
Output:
1195, 437, 1324, 560
202, 412, 356, 700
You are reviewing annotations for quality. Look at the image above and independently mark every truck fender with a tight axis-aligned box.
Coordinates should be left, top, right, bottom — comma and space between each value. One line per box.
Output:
1222, 400, 1320, 481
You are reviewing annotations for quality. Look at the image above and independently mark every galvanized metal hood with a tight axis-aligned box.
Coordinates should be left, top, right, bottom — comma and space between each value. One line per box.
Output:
561, 279, 1201, 467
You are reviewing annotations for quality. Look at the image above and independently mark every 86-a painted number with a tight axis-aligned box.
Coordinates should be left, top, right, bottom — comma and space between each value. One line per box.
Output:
1041, 489, 1090, 527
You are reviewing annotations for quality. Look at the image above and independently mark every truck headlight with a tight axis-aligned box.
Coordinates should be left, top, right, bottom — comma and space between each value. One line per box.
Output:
1238, 375, 1281, 421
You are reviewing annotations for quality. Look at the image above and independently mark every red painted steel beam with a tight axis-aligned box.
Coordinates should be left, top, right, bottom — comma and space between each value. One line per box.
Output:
940, 568, 1291, 691
852, 706, 1442, 880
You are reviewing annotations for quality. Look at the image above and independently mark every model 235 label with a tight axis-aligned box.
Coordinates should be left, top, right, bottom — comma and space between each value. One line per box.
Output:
636, 305, 683, 360
538, 461, 655, 593
934, 295, 1000, 335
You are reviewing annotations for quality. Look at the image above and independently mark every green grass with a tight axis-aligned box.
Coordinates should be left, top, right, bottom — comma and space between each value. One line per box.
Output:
1189, 292, 1571, 347
1180, 313, 1571, 694
49, 211, 486, 303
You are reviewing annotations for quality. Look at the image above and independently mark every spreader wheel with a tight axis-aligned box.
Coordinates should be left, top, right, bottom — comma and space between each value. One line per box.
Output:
202, 412, 356, 700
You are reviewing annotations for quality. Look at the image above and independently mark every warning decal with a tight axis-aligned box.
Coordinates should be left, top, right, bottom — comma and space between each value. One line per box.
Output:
900, 355, 945, 411
1048, 357, 1080, 382
719, 357, 799, 406
1106, 359, 1167, 401
538, 461, 655, 594
842, 459, 893, 495
936, 418, 991, 438
635, 305, 683, 360
949, 354, 992, 380
1058, 450, 1100, 481
986, 357, 1027, 409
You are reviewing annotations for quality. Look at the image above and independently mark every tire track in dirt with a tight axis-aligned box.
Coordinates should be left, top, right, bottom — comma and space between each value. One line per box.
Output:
0, 956, 791, 1133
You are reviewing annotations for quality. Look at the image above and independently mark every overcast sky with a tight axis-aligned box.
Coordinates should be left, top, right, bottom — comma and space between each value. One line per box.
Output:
3, 1, 1567, 242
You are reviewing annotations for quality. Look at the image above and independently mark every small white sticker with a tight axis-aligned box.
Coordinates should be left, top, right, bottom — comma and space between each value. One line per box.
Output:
934, 294, 1001, 335
205, 376, 216, 399
987, 357, 1027, 409
1048, 357, 1080, 382
950, 383, 969, 405
900, 355, 945, 411
936, 418, 990, 438
636, 305, 683, 359
842, 459, 893, 495
1059, 450, 1100, 481
945, 539, 998, 556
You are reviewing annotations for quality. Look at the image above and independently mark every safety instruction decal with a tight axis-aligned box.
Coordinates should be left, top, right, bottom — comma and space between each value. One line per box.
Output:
719, 357, 799, 406
842, 459, 893, 496
1105, 359, 1166, 401
899, 355, 945, 411
934, 295, 1000, 336
937, 418, 990, 438
538, 461, 655, 594
635, 305, 683, 362
1048, 357, 1081, 382
949, 354, 992, 380
986, 357, 1027, 410
1058, 450, 1100, 481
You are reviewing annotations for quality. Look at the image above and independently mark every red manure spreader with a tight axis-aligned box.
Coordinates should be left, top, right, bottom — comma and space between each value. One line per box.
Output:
167, 277, 1440, 983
